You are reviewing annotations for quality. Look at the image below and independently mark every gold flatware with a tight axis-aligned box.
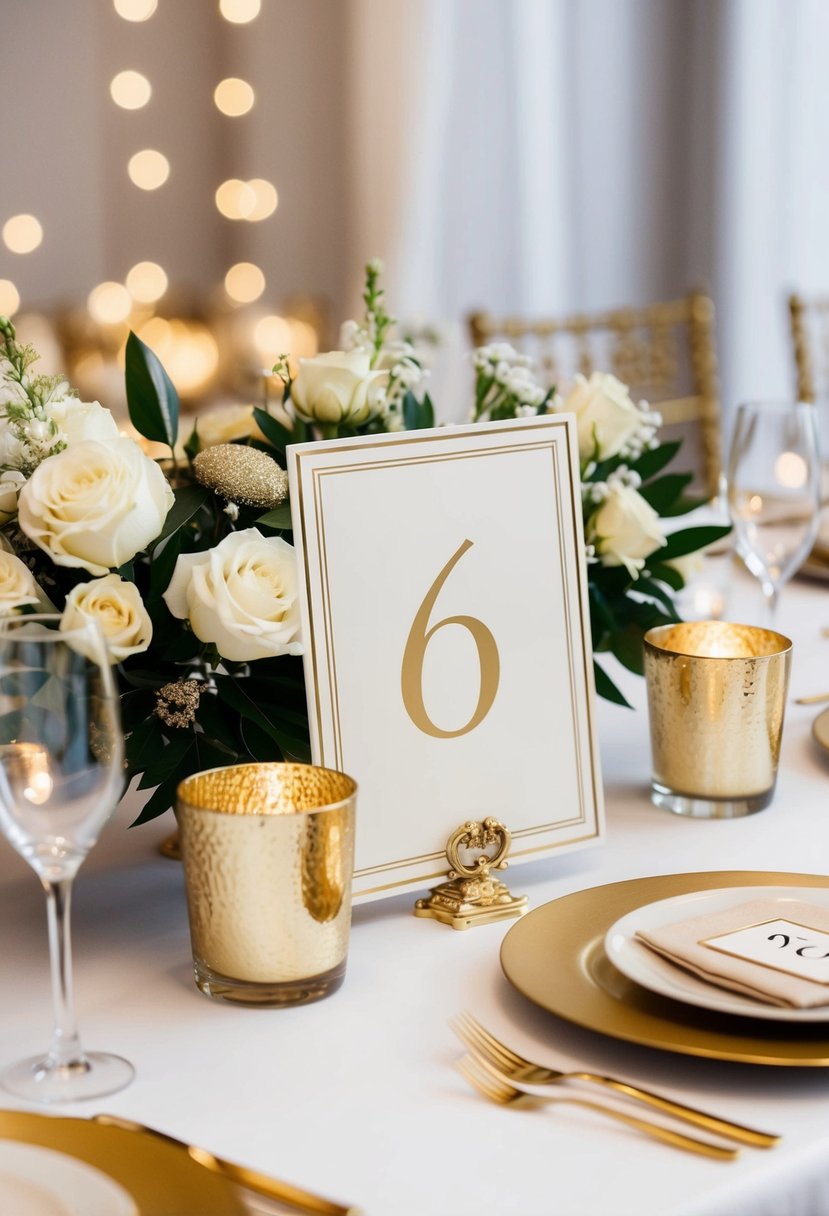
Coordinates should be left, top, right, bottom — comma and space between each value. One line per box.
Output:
794, 692, 829, 704
457, 1054, 737, 1160
452, 1012, 779, 1148
93, 1115, 360, 1216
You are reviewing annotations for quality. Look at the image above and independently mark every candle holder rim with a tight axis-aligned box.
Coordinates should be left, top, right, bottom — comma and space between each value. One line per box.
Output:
176, 760, 358, 818
643, 620, 792, 661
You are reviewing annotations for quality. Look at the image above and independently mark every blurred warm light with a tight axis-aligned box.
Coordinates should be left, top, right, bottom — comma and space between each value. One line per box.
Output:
214, 78, 255, 117
225, 262, 265, 304
0, 280, 20, 316
3, 215, 43, 255
219, 0, 261, 23
215, 178, 255, 220
110, 70, 152, 110
114, 0, 157, 19
775, 450, 808, 489
126, 260, 168, 303
134, 317, 219, 398
253, 315, 293, 361
246, 179, 278, 221
127, 149, 170, 190
88, 281, 133, 325
289, 319, 319, 358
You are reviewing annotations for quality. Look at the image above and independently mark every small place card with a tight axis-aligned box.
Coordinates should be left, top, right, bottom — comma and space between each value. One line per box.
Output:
703, 917, 829, 983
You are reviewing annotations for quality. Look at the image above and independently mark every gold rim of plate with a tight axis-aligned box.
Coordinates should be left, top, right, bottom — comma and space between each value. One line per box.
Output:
0, 1110, 246, 1215
500, 870, 829, 1066
812, 708, 829, 754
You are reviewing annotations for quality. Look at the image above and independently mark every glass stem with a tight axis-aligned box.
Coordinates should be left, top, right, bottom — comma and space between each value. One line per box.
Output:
43, 877, 85, 1070
764, 584, 780, 628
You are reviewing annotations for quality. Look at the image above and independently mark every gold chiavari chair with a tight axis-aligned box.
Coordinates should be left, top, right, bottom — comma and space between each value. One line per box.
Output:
788, 293, 829, 404
468, 292, 723, 500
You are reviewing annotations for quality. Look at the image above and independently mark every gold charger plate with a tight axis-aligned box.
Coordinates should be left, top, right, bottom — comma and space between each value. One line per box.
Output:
0, 1110, 246, 1215
500, 870, 829, 1066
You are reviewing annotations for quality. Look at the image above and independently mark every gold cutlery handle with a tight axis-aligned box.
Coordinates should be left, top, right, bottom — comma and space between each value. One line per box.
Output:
794, 693, 829, 704
93, 1115, 361, 1216
549, 1096, 737, 1161
576, 1074, 778, 1148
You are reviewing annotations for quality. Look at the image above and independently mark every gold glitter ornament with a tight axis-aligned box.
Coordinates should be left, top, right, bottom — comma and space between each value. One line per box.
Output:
154, 678, 206, 729
193, 444, 289, 509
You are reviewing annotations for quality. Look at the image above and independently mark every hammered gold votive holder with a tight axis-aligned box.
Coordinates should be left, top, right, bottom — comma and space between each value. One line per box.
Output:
643, 621, 792, 819
176, 762, 357, 1006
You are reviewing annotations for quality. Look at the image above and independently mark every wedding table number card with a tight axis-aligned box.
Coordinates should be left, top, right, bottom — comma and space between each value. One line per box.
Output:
287, 416, 604, 901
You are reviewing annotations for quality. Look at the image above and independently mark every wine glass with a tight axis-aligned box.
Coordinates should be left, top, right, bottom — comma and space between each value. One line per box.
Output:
727, 401, 821, 624
0, 614, 134, 1102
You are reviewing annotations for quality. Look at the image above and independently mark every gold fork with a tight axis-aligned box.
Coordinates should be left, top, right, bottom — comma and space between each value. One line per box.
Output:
457, 1053, 737, 1160
452, 1013, 779, 1149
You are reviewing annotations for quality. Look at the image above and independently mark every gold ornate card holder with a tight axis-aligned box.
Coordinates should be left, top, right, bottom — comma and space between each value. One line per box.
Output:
414, 818, 528, 930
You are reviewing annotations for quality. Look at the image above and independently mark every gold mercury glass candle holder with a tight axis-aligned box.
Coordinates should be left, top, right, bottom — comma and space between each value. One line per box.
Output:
176, 762, 357, 1006
643, 621, 792, 819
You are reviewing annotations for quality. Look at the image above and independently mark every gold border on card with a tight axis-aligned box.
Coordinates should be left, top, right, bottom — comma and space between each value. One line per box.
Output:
292, 420, 602, 897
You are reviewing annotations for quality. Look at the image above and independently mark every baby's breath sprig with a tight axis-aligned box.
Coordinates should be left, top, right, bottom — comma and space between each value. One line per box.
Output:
0, 315, 71, 412
362, 258, 394, 367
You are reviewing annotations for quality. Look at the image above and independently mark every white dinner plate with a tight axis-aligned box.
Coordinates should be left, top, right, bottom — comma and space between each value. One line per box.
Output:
604, 885, 829, 1023
0, 1141, 137, 1216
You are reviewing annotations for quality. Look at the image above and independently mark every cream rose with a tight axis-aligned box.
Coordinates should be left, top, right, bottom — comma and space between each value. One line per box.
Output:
559, 372, 643, 462
290, 350, 386, 426
48, 397, 119, 445
587, 483, 666, 578
0, 550, 41, 613
61, 574, 152, 663
0, 470, 26, 525
163, 528, 303, 662
18, 437, 174, 577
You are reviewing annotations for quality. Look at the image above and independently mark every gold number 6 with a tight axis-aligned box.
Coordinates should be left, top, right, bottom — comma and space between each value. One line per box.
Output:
401, 539, 500, 739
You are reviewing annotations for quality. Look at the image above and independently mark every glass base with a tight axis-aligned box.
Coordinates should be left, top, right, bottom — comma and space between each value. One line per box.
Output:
650, 780, 774, 819
1, 1051, 135, 1104
194, 958, 346, 1007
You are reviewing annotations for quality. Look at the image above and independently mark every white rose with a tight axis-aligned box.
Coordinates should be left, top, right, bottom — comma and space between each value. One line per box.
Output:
587, 483, 666, 578
290, 349, 386, 426
163, 528, 303, 662
0, 550, 41, 613
47, 397, 119, 445
18, 438, 174, 577
192, 404, 258, 447
558, 372, 644, 462
61, 574, 152, 663
0, 470, 26, 524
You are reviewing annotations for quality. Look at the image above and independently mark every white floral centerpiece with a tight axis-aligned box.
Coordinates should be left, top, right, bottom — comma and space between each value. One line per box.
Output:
0, 264, 727, 825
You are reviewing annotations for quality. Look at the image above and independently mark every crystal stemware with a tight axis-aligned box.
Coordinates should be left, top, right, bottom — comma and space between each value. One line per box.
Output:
0, 614, 133, 1102
727, 401, 821, 624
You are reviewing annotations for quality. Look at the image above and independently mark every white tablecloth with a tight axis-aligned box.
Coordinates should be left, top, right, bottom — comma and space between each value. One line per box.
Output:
2, 570, 829, 1216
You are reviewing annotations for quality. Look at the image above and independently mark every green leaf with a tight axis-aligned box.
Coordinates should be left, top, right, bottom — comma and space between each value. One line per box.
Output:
660, 494, 709, 518
130, 777, 179, 826
116, 560, 135, 582
253, 408, 295, 452
403, 390, 434, 431
125, 330, 180, 449
645, 561, 684, 591
183, 424, 201, 461
256, 503, 293, 530
630, 441, 682, 482
654, 525, 732, 562
634, 577, 679, 616
148, 529, 183, 601
215, 676, 311, 759
638, 473, 693, 514
609, 624, 646, 675
593, 661, 632, 708
153, 483, 211, 547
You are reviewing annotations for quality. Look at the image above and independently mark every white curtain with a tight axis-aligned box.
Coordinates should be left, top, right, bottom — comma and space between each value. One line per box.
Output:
346, 0, 829, 425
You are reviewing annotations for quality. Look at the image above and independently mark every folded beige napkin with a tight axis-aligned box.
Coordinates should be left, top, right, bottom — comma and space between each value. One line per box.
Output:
635, 897, 829, 1009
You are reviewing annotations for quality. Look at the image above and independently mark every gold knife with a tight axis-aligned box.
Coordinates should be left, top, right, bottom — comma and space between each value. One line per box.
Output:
92, 1114, 361, 1216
